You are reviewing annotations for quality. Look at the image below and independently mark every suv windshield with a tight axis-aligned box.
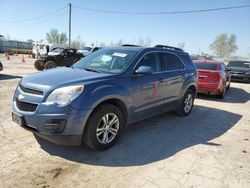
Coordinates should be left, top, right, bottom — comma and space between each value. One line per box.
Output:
228, 61, 250, 68
51, 48, 64, 53
195, 63, 218, 70
73, 48, 138, 74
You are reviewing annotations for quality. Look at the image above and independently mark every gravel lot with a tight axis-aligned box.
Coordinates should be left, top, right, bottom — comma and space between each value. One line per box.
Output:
0, 54, 250, 188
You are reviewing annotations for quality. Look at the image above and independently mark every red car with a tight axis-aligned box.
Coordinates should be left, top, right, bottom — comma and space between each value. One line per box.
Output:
194, 60, 231, 99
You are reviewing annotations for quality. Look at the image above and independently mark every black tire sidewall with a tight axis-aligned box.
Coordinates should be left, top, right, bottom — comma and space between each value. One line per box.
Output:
83, 104, 124, 150
34, 60, 44, 70
44, 61, 57, 69
176, 89, 195, 116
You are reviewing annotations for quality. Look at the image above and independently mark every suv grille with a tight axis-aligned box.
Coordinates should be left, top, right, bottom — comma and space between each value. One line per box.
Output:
16, 99, 38, 112
19, 84, 43, 95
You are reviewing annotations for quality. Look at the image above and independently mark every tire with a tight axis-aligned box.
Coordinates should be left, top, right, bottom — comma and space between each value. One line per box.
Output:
226, 82, 230, 90
83, 104, 124, 150
175, 89, 195, 116
44, 61, 57, 69
34, 60, 44, 70
217, 87, 226, 99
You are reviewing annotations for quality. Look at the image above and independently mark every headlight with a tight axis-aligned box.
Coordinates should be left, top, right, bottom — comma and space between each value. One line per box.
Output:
45, 85, 84, 106
245, 72, 250, 75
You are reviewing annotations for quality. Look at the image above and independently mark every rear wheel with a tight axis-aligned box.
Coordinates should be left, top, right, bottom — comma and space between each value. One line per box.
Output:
83, 104, 124, 150
217, 87, 226, 99
44, 61, 57, 69
175, 89, 195, 116
226, 81, 230, 90
34, 60, 44, 70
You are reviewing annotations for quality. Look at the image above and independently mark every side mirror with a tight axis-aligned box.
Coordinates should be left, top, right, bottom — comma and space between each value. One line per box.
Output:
134, 66, 153, 75
226, 67, 231, 71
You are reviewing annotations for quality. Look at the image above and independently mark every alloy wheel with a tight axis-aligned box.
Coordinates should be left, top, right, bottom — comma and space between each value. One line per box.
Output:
184, 93, 193, 113
96, 113, 119, 144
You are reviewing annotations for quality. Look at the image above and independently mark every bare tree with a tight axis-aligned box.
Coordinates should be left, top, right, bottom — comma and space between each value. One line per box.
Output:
3, 34, 11, 40
46, 28, 68, 44
71, 36, 85, 49
210, 33, 238, 58
99, 42, 106, 47
144, 37, 152, 46
115, 39, 123, 46
177, 42, 185, 49
136, 37, 152, 46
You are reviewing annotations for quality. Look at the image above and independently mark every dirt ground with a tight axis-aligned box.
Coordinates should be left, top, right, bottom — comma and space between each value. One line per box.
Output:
0, 54, 250, 188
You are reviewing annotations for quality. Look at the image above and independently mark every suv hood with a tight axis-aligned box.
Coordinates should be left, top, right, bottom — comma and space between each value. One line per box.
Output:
229, 67, 250, 73
21, 67, 112, 92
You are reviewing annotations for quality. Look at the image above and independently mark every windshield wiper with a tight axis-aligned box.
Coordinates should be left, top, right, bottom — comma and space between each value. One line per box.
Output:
83, 68, 103, 73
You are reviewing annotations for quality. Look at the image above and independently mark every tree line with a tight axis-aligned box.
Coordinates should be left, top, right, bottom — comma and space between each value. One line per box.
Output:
5, 28, 245, 58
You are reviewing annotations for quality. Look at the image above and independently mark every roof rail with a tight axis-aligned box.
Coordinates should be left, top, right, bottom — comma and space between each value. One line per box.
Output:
154, 45, 183, 51
121, 44, 141, 47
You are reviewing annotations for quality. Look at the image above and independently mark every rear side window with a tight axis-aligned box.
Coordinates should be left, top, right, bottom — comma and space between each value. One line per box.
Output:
195, 63, 218, 70
161, 53, 185, 71
137, 52, 161, 72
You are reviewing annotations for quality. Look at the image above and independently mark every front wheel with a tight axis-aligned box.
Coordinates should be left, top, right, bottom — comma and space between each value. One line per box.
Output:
34, 60, 44, 70
44, 60, 57, 69
83, 104, 124, 150
175, 89, 195, 116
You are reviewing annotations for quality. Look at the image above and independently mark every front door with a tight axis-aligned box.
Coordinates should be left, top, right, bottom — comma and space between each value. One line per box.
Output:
131, 52, 165, 117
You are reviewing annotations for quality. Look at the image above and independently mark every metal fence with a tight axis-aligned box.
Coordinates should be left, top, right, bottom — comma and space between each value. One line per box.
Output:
0, 40, 32, 53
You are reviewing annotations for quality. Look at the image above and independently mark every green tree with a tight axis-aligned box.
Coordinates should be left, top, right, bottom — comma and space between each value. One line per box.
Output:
210, 33, 238, 58
46, 28, 68, 44
27, 39, 34, 44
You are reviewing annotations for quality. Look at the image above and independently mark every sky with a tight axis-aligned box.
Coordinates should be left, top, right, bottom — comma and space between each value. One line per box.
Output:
0, 0, 249, 56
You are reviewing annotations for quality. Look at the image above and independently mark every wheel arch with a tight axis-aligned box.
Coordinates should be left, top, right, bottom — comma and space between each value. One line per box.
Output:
83, 97, 129, 136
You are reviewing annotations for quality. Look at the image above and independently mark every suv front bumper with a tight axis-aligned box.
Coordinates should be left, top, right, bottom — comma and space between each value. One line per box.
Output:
12, 85, 92, 145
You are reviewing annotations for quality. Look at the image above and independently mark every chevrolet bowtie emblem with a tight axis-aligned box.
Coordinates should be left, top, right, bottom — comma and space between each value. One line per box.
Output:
17, 94, 25, 101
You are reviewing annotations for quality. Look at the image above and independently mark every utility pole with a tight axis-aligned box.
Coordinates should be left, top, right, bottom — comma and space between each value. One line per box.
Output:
68, 3, 71, 47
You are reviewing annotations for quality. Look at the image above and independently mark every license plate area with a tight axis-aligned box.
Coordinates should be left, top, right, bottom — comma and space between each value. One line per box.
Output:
12, 112, 25, 126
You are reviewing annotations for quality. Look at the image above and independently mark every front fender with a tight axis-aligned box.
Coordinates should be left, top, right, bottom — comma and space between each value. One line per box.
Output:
71, 84, 132, 111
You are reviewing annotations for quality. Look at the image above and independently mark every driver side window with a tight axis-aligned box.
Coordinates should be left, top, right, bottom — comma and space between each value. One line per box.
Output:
137, 52, 161, 72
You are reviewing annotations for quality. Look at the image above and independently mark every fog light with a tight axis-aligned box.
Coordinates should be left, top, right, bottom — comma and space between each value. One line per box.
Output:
44, 119, 67, 133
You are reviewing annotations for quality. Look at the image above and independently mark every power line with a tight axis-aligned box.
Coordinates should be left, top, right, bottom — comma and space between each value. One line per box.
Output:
0, 12, 67, 28
73, 4, 250, 15
0, 6, 67, 23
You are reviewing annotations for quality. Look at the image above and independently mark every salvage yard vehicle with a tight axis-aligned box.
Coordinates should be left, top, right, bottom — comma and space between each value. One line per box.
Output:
12, 45, 197, 150
77, 46, 101, 56
227, 60, 250, 82
194, 60, 231, 99
34, 48, 84, 70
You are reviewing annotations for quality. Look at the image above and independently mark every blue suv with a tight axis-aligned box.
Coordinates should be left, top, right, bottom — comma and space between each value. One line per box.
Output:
12, 45, 197, 150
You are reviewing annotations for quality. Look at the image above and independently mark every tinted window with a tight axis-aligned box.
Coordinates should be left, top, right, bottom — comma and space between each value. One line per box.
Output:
161, 53, 184, 71
137, 52, 161, 72
228, 61, 250, 68
195, 63, 218, 70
